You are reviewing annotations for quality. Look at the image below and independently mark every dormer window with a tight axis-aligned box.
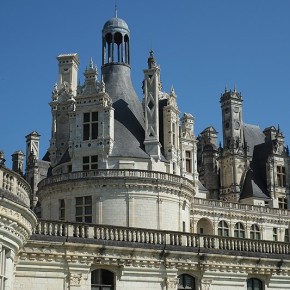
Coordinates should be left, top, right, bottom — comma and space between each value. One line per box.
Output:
277, 166, 286, 187
83, 112, 98, 141
185, 151, 192, 173
83, 155, 98, 171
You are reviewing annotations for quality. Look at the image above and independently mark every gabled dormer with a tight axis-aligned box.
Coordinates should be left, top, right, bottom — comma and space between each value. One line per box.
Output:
69, 59, 114, 172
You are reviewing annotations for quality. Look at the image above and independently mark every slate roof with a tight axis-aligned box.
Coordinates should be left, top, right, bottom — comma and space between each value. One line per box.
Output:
102, 64, 150, 159
240, 169, 269, 200
243, 123, 265, 156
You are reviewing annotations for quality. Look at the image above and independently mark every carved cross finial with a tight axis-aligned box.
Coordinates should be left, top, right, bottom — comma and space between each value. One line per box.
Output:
90, 57, 94, 68
234, 84, 237, 92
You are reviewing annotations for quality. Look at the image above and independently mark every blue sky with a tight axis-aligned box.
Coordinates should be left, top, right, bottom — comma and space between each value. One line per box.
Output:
0, 0, 290, 167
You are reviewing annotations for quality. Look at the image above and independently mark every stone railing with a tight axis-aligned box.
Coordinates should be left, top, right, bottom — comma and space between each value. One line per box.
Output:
192, 197, 290, 217
0, 165, 31, 207
32, 220, 290, 256
38, 169, 194, 189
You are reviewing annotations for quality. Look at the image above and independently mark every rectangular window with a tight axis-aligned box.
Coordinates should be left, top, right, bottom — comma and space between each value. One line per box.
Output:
285, 229, 289, 242
277, 166, 286, 187
273, 227, 278, 241
172, 124, 176, 147
83, 155, 98, 171
83, 112, 98, 141
59, 199, 65, 220
173, 162, 176, 175
278, 197, 287, 209
76, 196, 92, 223
185, 151, 192, 173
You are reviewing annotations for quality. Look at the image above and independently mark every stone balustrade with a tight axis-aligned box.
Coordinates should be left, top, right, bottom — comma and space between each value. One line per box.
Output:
33, 220, 290, 256
38, 169, 194, 189
192, 197, 290, 217
0, 165, 31, 207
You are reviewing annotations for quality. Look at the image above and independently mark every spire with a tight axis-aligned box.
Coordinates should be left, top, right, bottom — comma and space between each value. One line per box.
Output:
234, 84, 237, 92
148, 50, 157, 69
84, 58, 97, 81
115, 0, 118, 17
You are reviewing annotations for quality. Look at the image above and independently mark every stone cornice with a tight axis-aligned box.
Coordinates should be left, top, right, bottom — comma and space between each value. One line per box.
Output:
17, 239, 290, 277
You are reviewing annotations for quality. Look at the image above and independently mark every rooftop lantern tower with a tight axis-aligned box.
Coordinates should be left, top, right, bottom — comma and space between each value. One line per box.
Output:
102, 16, 130, 66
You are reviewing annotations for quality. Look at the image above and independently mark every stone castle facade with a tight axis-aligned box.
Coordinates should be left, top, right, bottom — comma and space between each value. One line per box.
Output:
0, 13, 289, 290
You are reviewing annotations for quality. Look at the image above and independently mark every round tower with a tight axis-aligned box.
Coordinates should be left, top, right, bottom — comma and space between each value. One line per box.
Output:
0, 156, 37, 289
37, 16, 195, 233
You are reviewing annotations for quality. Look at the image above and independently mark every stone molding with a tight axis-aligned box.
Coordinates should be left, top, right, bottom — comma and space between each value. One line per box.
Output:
0, 199, 36, 248
17, 239, 290, 278
69, 272, 82, 286
165, 277, 179, 289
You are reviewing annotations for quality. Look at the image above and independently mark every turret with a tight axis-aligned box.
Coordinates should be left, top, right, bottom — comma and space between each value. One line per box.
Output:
143, 50, 162, 160
57, 53, 80, 96
219, 87, 247, 201
180, 113, 198, 183
102, 17, 130, 66
162, 86, 180, 171
197, 127, 219, 199
48, 55, 78, 168
12, 150, 24, 175
220, 86, 243, 149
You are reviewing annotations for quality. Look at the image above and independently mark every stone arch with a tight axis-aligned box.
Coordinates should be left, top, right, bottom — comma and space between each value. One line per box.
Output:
91, 268, 115, 290
177, 273, 197, 290
247, 277, 263, 290
196, 218, 213, 235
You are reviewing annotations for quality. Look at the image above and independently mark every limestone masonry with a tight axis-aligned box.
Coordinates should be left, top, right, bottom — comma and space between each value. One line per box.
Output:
0, 12, 289, 290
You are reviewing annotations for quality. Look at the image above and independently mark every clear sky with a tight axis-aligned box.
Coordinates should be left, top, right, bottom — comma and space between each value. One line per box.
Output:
0, 0, 289, 168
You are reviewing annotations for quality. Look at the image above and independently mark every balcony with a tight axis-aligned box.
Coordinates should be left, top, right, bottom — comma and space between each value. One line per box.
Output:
32, 220, 290, 258
38, 169, 195, 190
0, 165, 31, 207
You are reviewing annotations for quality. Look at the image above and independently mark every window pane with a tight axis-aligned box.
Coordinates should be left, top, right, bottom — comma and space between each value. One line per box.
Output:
92, 112, 98, 121
83, 156, 89, 163
85, 216, 92, 223
76, 207, 83, 216
91, 164, 98, 170
83, 165, 90, 171
84, 113, 90, 122
85, 196, 92, 204
60, 199, 65, 207
85, 206, 92, 215
92, 123, 98, 139
91, 155, 98, 163
76, 197, 83, 205
83, 124, 90, 140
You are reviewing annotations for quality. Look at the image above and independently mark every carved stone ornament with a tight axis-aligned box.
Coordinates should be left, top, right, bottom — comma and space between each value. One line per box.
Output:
201, 279, 212, 290
69, 272, 82, 286
166, 277, 179, 289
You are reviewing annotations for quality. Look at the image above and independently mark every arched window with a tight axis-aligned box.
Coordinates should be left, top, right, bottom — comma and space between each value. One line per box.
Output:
247, 278, 263, 290
234, 222, 245, 238
91, 269, 114, 290
178, 274, 196, 290
250, 224, 260, 240
218, 220, 229, 237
